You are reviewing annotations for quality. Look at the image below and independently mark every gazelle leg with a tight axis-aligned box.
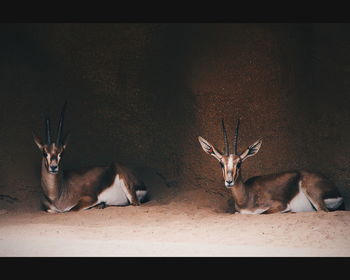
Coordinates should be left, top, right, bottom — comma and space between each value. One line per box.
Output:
120, 180, 140, 206
95, 202, 107, 209
306, 194, 329, 211
301, 187, 329, 212
71, 196, 98, 211
129, 190, 140, 206
264, 202, 288, 214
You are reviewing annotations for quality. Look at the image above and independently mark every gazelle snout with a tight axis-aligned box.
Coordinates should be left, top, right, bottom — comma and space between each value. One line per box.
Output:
48, 157, 60, 173
224, 171, 235, 188
225, 180, 234, 187
49, 164, 59, 173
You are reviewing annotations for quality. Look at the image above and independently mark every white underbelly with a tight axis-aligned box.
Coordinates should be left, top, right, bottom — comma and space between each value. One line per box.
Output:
239, 208, 269, 215
136, 190, 148, 202
288, 186, 315, 212
97, 174, 129, 206
324, 197, 343, 209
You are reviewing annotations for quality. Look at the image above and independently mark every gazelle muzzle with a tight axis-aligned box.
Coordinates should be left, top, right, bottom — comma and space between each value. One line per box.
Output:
48, 157, 59, 173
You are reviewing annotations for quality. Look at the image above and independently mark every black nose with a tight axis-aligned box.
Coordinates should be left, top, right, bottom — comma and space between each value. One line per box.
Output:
50, 165, 58, 171
226, 180, 233, 184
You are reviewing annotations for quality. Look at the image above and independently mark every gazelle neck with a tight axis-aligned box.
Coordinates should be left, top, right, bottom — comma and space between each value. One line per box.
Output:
230, 171, 248, 209
41, 158, 63, 202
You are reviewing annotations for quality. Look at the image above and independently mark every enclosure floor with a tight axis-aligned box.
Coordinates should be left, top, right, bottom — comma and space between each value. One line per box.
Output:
1, 200, 350, 257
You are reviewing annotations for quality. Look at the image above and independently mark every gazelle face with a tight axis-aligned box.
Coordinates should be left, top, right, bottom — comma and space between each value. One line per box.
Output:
41, 143, 65, 174
219, 154, 242, 187
33, 137, 68, 174
198, 119, 262, 188
198, 136, 245, 188
33, 101, 68, 174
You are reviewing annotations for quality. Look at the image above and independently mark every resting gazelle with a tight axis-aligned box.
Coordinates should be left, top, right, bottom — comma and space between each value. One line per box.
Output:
198, 119, 344, 214
33, 102, 148, 213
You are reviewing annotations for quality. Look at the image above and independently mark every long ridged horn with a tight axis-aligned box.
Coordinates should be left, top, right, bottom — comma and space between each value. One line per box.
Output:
56, 101, 67, 145
45, 117, 51, 144
221, 119, 229, 156
233, 118, 240, 155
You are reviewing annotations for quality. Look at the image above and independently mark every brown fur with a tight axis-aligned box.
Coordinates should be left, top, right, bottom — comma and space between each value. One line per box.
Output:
41, 161, 144, 212
34, 134, 146, 212
116, 163, 143, 205
34, 104, 147, 213
230, 170, 342, 214
299, 171, 342, 212
199, 128, 343, 214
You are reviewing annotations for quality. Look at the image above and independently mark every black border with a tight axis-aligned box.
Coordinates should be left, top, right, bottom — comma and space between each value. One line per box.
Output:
2, 257, 350, 272
1, 3, 350, 23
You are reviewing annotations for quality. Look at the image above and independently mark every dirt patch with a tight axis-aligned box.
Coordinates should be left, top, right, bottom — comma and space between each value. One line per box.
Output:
1, 172, 349, 257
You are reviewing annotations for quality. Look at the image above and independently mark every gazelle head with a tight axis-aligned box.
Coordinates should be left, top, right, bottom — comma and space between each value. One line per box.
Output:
33, 101, 69, 174
198, 119, 262, 188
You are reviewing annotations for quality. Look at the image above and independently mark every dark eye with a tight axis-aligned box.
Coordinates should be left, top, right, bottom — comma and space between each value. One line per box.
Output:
219, 162, 224, 168
237, 161, 241, 169
42, 151, 48, 157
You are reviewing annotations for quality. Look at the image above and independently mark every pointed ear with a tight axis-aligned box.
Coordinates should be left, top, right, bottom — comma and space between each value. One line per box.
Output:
61, 132, 70, 149
240, 138, 262, 161
198, 136, 222, 161
32, 133, 44, 150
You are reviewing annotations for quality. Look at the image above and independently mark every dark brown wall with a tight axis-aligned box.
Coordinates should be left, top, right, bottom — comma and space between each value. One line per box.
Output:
185, 24, 350, 199
0, 23, 349, 205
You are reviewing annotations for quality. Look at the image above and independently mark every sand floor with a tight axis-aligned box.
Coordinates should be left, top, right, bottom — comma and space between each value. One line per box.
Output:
1, 169, 350, 257
1, 196, 350, 257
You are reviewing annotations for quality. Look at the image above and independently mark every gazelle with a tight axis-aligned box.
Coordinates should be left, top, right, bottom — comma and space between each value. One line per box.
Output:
198, 119, 344, 214
33, 101, 148, 213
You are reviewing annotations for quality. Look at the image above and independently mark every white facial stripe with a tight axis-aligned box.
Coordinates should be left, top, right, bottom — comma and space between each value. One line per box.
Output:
228, 156, 234, 171
221, 156, 234, 185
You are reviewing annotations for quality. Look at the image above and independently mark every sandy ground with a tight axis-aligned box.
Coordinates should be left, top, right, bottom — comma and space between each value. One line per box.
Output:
1, 171, 350, 257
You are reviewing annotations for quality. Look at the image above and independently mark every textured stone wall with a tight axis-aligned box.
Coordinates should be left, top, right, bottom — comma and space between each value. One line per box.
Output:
0, 23, 349, 203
